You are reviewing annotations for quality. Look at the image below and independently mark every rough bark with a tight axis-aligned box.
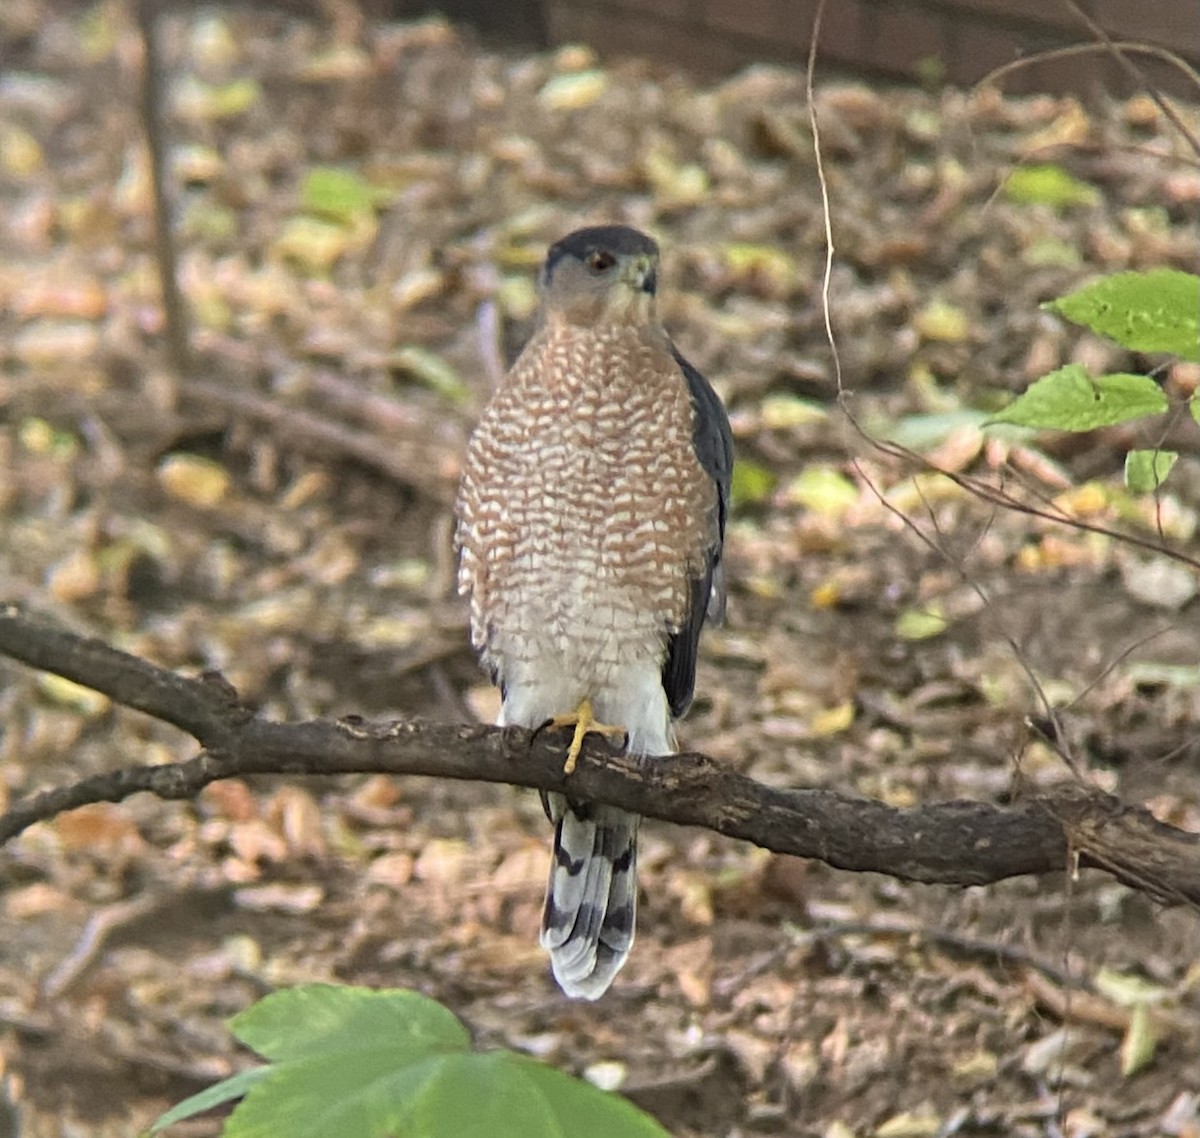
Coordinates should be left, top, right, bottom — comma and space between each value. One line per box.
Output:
1, 605, 1196, 907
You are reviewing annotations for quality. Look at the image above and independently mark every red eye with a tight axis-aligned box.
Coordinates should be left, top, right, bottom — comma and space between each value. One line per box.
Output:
587, 250, 616, 272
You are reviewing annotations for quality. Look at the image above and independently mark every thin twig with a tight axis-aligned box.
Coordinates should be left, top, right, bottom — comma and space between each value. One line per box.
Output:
804, 0, 844, 405
868, 438, 1200, 570
857, 458, 1079, 775
1025, 968, 1197, 1037
135, 0, 191, 374
1060, 3, 1200, 161
476, 299, 507, 391
978, 40, 1200, 125
306, 370, 435, 432
180, 376, 459, 503
41, 893, 163, 999
790, 918, 1081, 991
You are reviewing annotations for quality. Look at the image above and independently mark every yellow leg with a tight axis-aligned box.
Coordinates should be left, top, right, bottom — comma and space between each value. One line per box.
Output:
545, 698, 627, 774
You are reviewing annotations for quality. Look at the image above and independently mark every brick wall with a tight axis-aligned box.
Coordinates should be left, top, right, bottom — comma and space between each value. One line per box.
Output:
535, 0, 1198, 97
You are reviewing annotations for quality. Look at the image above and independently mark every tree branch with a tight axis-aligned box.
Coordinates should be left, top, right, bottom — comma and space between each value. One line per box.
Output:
179, 375, 458, 504
0, 605, 1196, 906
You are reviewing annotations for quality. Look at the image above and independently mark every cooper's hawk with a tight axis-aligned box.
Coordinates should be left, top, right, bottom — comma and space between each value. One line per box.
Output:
455, 225, 732, 999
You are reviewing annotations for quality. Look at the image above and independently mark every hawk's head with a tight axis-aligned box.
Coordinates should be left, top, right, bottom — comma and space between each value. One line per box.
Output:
539, 225, 660, 326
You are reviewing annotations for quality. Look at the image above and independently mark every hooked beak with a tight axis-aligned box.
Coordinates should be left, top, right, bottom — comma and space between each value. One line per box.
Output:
624, 254, 657, 295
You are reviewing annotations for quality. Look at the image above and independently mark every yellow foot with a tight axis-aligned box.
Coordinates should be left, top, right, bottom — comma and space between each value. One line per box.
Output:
545, 698, 627, 775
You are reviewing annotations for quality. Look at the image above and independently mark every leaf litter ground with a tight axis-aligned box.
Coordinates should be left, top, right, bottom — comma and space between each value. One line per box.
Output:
0, 5, 1197, 1136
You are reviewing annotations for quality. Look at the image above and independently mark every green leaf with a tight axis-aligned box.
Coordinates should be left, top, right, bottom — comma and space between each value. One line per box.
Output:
210, 78, 261, 118
1045, 270, 1200, 360
223, 1050, 441, 1138
537, 70, 608, 111
273, 216, 354, 274
1003, 164, 1099, 209
231, 985, 469, 1063
226, 1049, 668, 1138
1124, 449, 1178, 493
503, 1054, 671, 1138
1021, 236, 1082, 268
1191, 395, 1199, 424
895, 604, 948, 641
177, 77, 263, 121
392, 346, 470, 403
1094, 967, 1173, 1006
759, 394, 827, 429
1120, 1004, 1158, 1077
913, 299, 969, 343
18, 416, 78, 457
721, 244, 797, 292
153, 986, 667, 1138
147, 1067, 272, 1134
885, 410, 989, 451
989, 365, 1167, 431
730, 460, 776, 508
301, 167, 387, 223
1125, 661, 1200, 689
781, 465, 859, 517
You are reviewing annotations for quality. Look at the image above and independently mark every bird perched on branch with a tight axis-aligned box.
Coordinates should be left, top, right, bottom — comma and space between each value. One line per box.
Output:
456, 225, 732, 999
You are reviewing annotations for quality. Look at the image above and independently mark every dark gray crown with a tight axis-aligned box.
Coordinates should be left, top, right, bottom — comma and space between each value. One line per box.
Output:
543, 225, 660, 287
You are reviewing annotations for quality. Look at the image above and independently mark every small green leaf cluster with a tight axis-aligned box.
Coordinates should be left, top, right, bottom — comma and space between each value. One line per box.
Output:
1002, 164, 1100, 210
990, 269, 1199, 494
149, 984, 668, 1138
301, 167, 392, 224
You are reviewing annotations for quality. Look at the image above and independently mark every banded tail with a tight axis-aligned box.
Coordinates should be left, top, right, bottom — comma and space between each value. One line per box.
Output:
540, 795, 639, 1000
